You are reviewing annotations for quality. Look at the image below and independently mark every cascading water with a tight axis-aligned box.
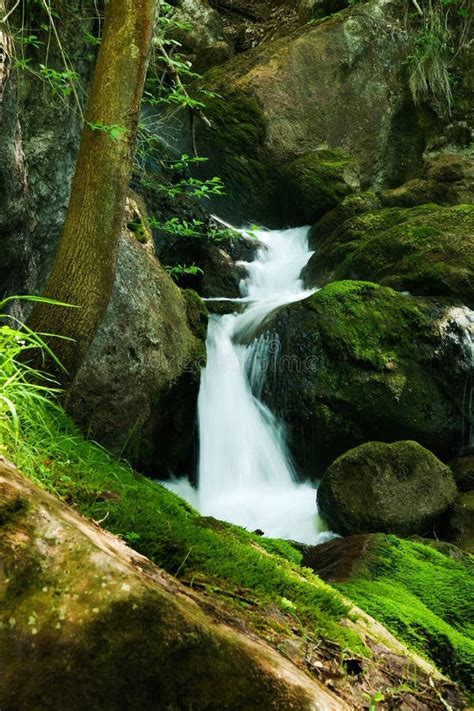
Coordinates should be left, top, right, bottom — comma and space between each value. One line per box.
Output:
167, 225, 330, 544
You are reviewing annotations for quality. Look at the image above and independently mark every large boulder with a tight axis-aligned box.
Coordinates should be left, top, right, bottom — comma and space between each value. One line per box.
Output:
317, 440, 456, 536
304, 203, 474, 306
66, 229, 207, 475
302, 533, 474, 690
174, 0, 431, 225
259, 281, 472, 475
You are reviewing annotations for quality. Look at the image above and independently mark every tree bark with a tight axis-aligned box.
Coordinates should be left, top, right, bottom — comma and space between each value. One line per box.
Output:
28, 0, 157, 382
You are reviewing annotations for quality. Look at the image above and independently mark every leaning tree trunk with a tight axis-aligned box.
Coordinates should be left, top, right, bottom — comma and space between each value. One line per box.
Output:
28, 0, 157, 382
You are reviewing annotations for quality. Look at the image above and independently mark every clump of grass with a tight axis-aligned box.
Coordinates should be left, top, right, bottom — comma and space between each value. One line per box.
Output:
406, 0, 473, 114
0, 294, 70, 457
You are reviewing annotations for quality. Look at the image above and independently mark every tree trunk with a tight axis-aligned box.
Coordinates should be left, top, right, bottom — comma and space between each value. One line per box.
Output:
28, 0, 157, 382
0, 1, 12, 122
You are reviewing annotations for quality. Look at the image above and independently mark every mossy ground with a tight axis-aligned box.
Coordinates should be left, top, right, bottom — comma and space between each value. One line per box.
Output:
0, 397, 362, 655
1, 315, 472, 693
337, 534, 474, 691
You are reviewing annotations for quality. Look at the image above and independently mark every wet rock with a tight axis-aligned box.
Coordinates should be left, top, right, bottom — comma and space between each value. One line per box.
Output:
317, 441, 456, 536
302, 534, 371, 583
259, 281, 471, 475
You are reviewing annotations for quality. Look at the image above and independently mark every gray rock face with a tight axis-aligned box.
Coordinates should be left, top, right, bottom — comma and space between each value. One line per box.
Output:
67, 232, 205, 474
0, 58, 34, 302
317, 440, 457, 536
171, 0, 233, 72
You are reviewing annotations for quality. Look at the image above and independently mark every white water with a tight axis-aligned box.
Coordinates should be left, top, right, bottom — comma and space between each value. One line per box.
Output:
166, 225, 330, 544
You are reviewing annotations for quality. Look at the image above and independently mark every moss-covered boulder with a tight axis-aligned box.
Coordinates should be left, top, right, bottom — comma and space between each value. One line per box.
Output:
317, 441, 456, 536
278, 148, 357, 225
450, 456, 474, 492
302, 534, 474, 690
304, 204, 474, 305
67, 230, 206, 475
175, 0, 429, 225
449, 491, 474, 554
259, 281, 470, 475
379, 151, 474, 209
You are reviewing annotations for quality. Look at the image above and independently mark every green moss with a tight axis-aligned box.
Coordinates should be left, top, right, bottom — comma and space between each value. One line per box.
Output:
307, 203, 474, 304
337, 535, 474, 689
182, 288, 208, 342
196, 91, 274, 218
280, 148, 354, 223
305, 280, 432, 370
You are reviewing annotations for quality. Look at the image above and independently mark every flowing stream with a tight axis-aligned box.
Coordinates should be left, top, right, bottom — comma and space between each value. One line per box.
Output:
167, 225, 329, 544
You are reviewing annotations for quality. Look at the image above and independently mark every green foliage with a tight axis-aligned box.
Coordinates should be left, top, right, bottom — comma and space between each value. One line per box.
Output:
38, 64, 78, 97
338, 534, 474, 689
164, 263, 204, 281
0, 295, 72, 455
87, 121, 127, 141
7, 0, 95, 115
405, 0, 473, 113
149, 216, 239, 243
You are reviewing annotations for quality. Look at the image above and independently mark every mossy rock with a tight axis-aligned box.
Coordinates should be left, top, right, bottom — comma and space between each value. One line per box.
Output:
1, 446, 467, 708
277, 148, 356, 224
259, 281, 470, 475
66, 232, 203, 475
304, 203, 474, 306
450, 456, 474, 492
303, 533, 474, 690
192, 90, 276, 224
449, 491, 474, 554
317, 440, 456, 536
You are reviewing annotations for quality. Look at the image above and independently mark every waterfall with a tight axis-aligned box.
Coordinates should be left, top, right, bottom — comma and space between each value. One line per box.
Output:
166, 226, 330, 544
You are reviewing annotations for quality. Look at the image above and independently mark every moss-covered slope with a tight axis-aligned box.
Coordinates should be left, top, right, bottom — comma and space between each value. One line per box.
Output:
334, 535, 474, 690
